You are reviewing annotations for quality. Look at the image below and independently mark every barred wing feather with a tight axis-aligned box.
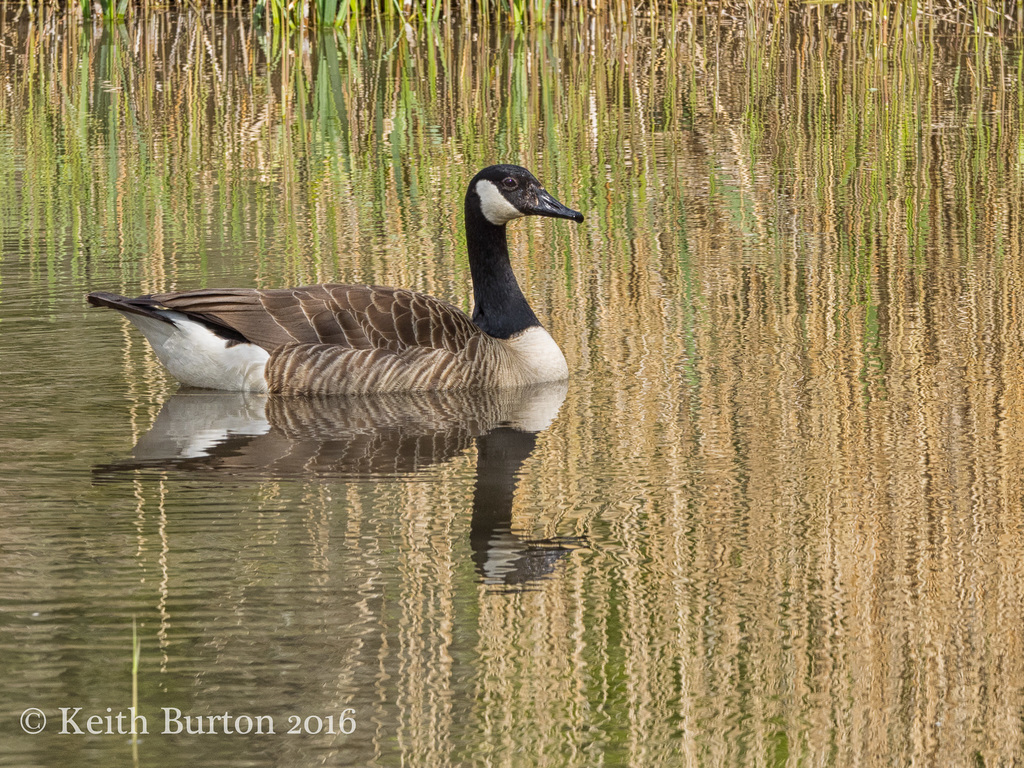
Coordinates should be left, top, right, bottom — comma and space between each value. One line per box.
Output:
151, 285, 481, 352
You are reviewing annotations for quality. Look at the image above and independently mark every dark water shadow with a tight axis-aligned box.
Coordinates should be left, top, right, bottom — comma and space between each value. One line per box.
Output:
95, 383, 584, 588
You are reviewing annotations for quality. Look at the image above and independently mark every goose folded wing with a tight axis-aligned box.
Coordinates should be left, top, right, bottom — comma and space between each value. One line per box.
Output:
151, 284, 481, 354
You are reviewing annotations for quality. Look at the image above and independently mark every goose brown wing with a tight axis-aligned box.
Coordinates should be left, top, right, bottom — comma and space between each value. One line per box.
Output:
151, 284, 481, 354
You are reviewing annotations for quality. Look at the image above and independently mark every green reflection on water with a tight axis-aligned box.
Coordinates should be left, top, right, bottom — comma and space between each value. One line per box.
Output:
1, 9, 1024, 768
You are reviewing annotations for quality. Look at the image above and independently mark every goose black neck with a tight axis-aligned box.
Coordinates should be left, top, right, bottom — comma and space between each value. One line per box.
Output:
465, 205, 540, 340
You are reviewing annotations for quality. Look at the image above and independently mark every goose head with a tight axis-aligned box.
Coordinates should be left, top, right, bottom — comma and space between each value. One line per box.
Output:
467, 165, 584, 227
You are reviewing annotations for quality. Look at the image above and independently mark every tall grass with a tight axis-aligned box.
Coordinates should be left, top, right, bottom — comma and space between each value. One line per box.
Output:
4, 7, 1024, 766
7, 0, 1024, 31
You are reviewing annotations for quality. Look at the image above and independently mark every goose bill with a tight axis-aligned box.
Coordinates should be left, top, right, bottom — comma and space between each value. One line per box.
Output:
528, 190, 584, 223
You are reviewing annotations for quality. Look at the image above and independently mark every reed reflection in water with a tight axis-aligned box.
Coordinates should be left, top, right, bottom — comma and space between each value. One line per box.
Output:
1, 7, 1024, 768
96, 384, 579, 588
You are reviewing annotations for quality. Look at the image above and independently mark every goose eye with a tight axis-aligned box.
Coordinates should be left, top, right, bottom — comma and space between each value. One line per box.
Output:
501, 177, 517, 190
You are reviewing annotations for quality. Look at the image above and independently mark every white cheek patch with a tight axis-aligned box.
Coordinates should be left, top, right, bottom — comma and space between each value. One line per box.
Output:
475, 179, 525, 225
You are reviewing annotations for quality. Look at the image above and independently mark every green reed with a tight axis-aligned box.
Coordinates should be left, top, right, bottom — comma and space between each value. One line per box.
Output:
73, 0, 128, 20
4, 2, 1018, 295
130, 617, 140, 757
9, 0, 1023, 32
3, 13, 1024, 764
2, 4, 1020, 326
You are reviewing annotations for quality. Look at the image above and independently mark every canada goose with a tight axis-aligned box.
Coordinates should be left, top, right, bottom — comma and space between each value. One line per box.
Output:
87, 165, 583, 395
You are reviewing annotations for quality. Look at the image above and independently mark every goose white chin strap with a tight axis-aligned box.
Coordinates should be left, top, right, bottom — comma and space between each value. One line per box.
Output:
475, 179, 525, 226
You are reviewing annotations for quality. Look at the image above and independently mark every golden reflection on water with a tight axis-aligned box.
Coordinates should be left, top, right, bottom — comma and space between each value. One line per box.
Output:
1, 8, 1024, 767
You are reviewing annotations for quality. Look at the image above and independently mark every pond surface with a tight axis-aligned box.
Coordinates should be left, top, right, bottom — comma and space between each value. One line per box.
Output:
2, 8, 1024, 767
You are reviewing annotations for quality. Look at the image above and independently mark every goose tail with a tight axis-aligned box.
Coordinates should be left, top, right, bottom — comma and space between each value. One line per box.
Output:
87, 291, 176, 324
87, 291, 271, 393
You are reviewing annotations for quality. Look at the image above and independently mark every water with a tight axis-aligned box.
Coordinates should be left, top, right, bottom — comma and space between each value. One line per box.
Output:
2, 8, 1024, 767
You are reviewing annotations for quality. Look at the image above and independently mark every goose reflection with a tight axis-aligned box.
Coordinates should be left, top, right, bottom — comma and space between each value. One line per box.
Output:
99, 382, 582, 587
